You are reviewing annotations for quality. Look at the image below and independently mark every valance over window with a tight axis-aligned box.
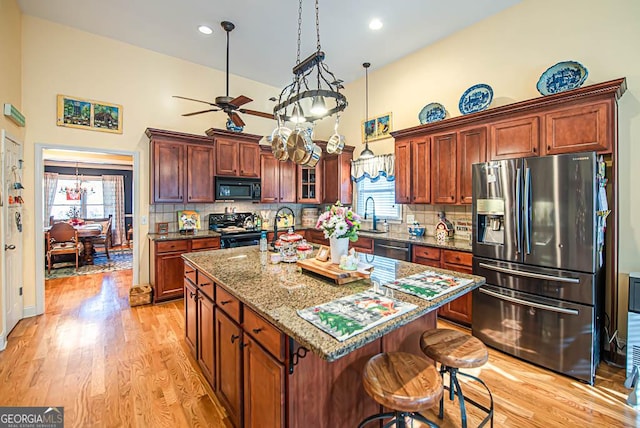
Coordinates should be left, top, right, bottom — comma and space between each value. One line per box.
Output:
350, 154, 395, 183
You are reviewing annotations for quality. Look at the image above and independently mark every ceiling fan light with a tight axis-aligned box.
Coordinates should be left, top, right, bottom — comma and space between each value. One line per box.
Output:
290, 103, 306, 124
310, 95, 327, 116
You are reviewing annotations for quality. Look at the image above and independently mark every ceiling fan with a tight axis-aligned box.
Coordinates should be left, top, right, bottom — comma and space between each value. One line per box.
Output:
173, 21, 274, 127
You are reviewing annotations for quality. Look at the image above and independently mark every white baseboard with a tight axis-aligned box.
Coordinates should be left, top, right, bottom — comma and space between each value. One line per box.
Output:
23, 305, 38, 318
0, 332, 6, 351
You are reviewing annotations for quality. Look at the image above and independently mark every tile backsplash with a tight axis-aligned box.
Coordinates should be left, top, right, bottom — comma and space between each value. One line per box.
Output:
393, 204, 472, 240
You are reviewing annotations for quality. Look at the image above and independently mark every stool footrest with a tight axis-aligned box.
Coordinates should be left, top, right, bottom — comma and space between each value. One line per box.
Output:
440, 365, 494, 428
358, 411, 440, 428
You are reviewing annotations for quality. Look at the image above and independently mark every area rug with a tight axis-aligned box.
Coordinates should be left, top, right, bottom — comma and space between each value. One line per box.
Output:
45, 249, 133, 280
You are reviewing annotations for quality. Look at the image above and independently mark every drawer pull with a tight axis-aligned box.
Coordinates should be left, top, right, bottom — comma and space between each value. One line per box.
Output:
185, 269, 195, 274
231, 334, 240, 343
252, 328, 263, 334
220, 300, 232, 305
240, 341, 249, 349
200, 282, 212, 287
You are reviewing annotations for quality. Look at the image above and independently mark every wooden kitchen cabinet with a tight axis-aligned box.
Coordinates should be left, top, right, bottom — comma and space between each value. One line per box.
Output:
322, 144, 354, 205
350, 236, 374, 254
147, 128, 215, 204
458, 127, 487, 204
395, 136, 430, 204
151, 237, 220, 303
489, 115, 540, 160
215, 308, 243, 428
260, 151, 296, 203
206, 128, 262, 178
412, 245, 473, 326
198, 288, 216, 386
431, 132, 457, 204
297, 163, 322, 204
184, 274, 198, 357
543, 100, 613, 155
305, 228, 329, 246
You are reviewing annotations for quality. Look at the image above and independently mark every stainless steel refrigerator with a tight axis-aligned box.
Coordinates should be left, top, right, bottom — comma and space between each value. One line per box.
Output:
471, 151, 606, 384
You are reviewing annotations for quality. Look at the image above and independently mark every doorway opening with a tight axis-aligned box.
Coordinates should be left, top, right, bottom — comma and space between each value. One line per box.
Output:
35, 144, 139, 315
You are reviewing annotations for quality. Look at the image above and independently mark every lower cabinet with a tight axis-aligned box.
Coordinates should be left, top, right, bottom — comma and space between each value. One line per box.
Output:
305, 228, 329, 246
184, 278, 198, 356
412, 245, 473, 326
151, 236, 220, 303
198, 292, 215, 386
215, 309, 243, 428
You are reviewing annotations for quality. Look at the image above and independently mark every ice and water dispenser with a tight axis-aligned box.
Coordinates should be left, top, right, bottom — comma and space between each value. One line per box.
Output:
476, 198, 505, 245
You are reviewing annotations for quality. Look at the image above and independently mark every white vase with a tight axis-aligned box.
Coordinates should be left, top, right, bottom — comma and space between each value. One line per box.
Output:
329, 236, 349, 264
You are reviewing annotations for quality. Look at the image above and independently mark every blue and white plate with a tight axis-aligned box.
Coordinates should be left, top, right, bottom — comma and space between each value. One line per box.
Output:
459, 84, 493, 115
536, 60, 588, 96
418, 102, 447, 124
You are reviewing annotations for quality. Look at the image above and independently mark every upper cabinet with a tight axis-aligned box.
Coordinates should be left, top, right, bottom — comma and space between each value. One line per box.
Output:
297, 163, 322, 204
205, 128, 261, 178
392, 78, 626, 203
395, 136, 430, 204
322, 143, 354, 205
260, 149, 296, 204
147, 128, 215, 204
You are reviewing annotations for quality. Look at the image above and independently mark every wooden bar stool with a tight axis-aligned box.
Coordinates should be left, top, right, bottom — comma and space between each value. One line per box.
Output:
420, 329, 494, 428
358, 352, 443, 428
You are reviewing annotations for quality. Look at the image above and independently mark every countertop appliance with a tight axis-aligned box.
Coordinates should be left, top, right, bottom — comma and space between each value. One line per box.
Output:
471, 151, 606, 384
215, 177, 261, 201
209, 212, 261, 248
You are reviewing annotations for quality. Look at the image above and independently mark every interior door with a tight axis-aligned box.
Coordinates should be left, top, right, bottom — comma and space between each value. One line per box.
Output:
2, 130, 24, 336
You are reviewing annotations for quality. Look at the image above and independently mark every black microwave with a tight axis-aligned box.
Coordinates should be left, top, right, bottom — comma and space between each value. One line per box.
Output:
215, 177, 261, 201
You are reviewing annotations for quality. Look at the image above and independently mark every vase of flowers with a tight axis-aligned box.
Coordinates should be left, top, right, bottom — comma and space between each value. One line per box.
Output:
316, 202, 361, 264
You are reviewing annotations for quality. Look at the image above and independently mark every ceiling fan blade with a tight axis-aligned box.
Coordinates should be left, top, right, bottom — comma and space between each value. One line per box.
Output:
229, 112, 245, 127
239, 108, 275, 120
182, 108, 220, 117
228, 95, 252, 108
173, 95, 217, 106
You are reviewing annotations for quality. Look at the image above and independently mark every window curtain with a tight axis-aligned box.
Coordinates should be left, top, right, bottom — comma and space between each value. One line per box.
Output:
102, 175, 125, 246
44, 172, 58, 227
350, 154, 395, 182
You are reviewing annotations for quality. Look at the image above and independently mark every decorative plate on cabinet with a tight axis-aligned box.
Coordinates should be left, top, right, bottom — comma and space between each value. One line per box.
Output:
536, 60, 588, 95
458, 84, 493, 115
418, 102, 447, 124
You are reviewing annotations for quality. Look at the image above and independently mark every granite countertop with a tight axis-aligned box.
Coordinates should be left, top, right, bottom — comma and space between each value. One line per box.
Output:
182, 247, 485, 362
148, 231, 221, 241
358, 231, 473, 252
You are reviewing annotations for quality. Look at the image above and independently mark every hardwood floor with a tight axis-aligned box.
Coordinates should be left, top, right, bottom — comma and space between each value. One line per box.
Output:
0, 270, 637, 427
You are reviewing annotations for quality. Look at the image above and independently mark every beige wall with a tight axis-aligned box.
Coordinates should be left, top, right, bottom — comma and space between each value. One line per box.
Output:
0, 0, 24, 139
20, 16, 280, 310
340, 0, 640, 335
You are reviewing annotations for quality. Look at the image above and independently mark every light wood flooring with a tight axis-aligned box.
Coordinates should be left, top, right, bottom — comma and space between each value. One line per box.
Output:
0, 269, 637, 427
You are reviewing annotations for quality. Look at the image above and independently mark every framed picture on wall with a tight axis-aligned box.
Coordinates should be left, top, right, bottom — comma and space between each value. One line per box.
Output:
361, 112, 393, 142
56, 94, 123, 134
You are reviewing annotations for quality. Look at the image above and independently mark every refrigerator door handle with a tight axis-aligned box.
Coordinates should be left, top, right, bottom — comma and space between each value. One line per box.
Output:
479, 288, 580, 315
524, 167, 532, 254
478, 262, 580, 283
515, 167, 522, 254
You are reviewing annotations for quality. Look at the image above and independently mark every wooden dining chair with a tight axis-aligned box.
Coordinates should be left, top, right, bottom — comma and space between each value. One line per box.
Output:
46, 222, 84, 273
90, 215, 113, 259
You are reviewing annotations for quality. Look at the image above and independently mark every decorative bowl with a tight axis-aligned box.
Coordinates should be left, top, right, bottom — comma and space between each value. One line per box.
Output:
408, 226, 426, 237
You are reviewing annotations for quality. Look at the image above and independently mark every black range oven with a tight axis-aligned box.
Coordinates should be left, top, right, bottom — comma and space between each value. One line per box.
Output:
208, 213, 262, 248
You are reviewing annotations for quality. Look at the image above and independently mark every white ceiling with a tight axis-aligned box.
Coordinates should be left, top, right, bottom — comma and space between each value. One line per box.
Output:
17, 0, 520, 88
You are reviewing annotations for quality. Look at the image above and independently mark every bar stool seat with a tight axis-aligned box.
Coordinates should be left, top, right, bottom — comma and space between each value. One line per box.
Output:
421, 329, 494, 428
358, 352, 443, 428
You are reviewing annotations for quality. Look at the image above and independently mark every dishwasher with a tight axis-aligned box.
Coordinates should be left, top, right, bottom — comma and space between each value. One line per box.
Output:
373, 239, 411, 261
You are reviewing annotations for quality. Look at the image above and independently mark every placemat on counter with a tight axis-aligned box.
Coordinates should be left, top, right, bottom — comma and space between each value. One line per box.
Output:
384, 271, 473, 301
297, 290, 418, 342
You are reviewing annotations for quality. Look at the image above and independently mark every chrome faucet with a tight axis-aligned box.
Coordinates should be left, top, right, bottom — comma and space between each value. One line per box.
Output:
272, 206, 295, 248
364, 196, 377, 231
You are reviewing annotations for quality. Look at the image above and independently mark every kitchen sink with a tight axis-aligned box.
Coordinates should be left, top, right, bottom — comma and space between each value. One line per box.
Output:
360, 229, 388, 234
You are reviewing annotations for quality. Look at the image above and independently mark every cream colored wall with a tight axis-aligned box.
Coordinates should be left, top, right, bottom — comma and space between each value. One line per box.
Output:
0, 0, 23, 140
340, 0, 640, 336
21, 16, 280, 310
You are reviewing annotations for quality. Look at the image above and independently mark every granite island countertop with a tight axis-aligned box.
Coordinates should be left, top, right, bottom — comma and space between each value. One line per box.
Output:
182, 246, 484, 362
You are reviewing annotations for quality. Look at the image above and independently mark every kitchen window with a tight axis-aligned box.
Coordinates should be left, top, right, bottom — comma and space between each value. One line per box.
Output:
355, 177, 401, 221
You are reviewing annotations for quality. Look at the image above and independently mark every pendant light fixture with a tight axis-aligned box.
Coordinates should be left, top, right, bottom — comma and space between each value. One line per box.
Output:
273, 0, 347, 124
359, 62, 375, 159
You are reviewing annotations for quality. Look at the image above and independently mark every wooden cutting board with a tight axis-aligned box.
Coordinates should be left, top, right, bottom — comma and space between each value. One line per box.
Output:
297, 258, 373, 285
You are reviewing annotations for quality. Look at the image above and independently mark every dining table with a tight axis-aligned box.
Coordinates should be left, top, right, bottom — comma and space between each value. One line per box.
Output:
45, 223, 103, 265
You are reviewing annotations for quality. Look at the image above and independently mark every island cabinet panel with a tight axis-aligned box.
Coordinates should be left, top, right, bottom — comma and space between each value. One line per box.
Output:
439, 250, 473, 325
382, 311, 437, 356
431, 132, 458, 204
395, 137, 430, 204
198, 292, 215, 387
244, 307, 286, 362
147, 128, 216, 204
543, 100, 612, 155
489, 115, 540, 160
215, 308, 243, 428
184, 276, 198, 358
287, 339, 381, 428
243, 335, 286, 428
458, 127, 487, 204
216, 287, 241, 323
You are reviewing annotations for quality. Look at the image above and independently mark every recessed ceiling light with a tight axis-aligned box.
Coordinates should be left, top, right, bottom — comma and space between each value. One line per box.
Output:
198, 25, 213, 35
369, 19, 383, 30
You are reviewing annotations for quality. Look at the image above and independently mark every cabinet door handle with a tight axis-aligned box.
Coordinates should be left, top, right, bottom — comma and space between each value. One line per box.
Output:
451, 195, 454, 200
189, 291, 196, 299
231, 334, 240, 343
532, 147, 537, 153
547, 145, 551, 151
240, 341, 249, 349
252, 328, 263, 334
220, 300, 232, 305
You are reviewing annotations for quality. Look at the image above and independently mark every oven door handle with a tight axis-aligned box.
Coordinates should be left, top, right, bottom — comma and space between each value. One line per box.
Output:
376, 244, 409, 252
478, 262, 580, 284
479, 288, 579, 315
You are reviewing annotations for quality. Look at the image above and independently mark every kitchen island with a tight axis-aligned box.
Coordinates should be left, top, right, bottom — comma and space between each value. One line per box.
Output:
182, 247, 484, 428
